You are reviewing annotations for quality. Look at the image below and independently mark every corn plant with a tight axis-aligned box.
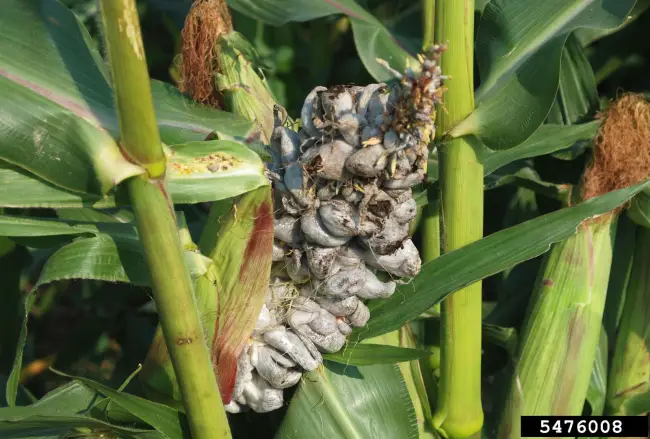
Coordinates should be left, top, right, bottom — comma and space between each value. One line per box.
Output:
1, 0, 649, 438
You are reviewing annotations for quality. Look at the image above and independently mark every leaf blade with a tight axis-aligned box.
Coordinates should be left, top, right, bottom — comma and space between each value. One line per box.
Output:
355, 181, 649, 340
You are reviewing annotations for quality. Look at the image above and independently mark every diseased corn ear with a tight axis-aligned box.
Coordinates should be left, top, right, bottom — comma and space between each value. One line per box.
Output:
226, 47, 447, 413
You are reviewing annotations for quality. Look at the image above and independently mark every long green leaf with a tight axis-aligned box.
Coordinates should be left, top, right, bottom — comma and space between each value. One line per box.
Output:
50, 371, 184, 439
354, 181, 649, 340
426, 122, 598, 194
0, 0, 142, 195
0, 380, 163, 439
451, 0, 634, 150
323, 344, 431, 366
276, 362, 417, 439
0, 415, 161, 439
546, 34, 599, 127
480, 122, 599, 176
227, 0, 416, 82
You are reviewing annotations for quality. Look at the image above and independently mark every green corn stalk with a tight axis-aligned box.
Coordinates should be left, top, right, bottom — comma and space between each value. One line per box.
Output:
98, 0, 230, 437
432, 0, 485, 437
141, 186, 274, 405
498, 217, 617, 439
606, 224, 650, 416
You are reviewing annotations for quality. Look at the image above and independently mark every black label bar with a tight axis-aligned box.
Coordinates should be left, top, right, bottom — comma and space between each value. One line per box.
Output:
521, 415, 649, 437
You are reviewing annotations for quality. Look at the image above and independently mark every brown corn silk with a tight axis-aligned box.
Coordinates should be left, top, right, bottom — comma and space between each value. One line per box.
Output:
179, 0, 232, 107
499, 95, 650, 439
583, 94, 650, 203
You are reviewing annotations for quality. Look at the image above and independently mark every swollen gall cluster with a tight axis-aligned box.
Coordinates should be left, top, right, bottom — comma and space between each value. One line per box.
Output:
225, 47, 446, 413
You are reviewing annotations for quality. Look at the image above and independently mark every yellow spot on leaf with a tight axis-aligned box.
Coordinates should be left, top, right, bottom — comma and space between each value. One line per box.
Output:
169, 152, 241, 176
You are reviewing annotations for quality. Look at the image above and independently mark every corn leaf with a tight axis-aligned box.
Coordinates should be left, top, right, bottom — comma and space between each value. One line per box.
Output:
354, 181, 649, 341
227, 0, 417, 82
276, 362, 418, 439
0, 214, 210, 406
0, 380, 164, 439
0, 139, 269, 208
0, 0, 257, 200
50, 371, 184, 439
323, 344, 431, 366
452, 0, 635, 150
546, 34, 599, 126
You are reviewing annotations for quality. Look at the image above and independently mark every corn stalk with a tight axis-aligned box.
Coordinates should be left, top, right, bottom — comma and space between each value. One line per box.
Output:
432, 0, 484, 437
98, 1, 230, 437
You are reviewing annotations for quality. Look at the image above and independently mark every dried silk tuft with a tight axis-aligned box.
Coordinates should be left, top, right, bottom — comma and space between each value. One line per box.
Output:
583, 94, 650, 202
179, 0, 232, 107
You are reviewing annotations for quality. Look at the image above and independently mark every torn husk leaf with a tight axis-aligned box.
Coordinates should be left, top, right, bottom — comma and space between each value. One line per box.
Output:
141, 187, 274, 403
606, 225, 650, 416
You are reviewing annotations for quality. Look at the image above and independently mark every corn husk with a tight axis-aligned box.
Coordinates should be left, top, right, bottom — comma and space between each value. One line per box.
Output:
498, 218, 616, 439
141, 187, 274, 404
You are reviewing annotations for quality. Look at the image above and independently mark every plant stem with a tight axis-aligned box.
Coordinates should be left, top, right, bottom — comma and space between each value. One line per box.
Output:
423, 0, 435, 49
421, 200, 441, 265
99, 1, 231, 438
432, 0, 484, 438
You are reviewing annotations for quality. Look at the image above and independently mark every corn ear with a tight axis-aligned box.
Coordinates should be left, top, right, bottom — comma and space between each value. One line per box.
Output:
606, 225, 650, 416
498, 218, 617, 439
215, 32, 277, 143
141, 186, 274, 403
